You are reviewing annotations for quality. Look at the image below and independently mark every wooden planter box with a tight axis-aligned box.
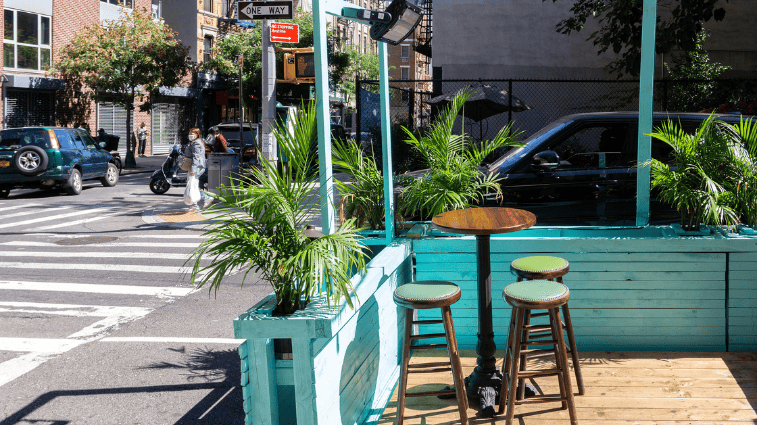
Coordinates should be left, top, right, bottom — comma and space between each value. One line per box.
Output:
413, 225, 757, 353
234, 240, 413, 425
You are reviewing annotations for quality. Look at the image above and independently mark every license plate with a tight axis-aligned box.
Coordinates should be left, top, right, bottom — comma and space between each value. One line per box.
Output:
0, 160, 9, 167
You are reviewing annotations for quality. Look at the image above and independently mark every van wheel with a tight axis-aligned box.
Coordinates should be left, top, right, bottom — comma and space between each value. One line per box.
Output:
101, 163, 119, 187
0, 189, 9, 198
14, 146, 48, 176
64, 169, 82, 195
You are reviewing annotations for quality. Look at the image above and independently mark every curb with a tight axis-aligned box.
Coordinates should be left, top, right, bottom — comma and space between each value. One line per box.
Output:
142, 206, 221, 231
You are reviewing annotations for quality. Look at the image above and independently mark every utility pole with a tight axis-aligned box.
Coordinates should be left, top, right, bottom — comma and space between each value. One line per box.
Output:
261, 19, 278, 168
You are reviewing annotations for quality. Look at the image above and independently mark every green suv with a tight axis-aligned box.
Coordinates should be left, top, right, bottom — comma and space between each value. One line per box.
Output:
0, 127, 119, 197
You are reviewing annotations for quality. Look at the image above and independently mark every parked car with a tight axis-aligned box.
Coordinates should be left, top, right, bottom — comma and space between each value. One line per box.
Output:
214, 122, 260, 168
0, 127, 119, 197
483, 112, 748, 225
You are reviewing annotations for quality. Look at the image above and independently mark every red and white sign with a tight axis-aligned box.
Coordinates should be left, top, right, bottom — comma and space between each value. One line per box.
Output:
270, 22, 299, 43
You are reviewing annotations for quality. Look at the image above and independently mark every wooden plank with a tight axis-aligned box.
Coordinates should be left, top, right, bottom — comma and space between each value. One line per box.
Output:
730, 252, 757, 262
730, 270, 757, 280
249, 339, 279, 425
417, 270, 725, 282
729, 279, 757, 289
444, 298, 725, 309
293, 338, 318, 425
416, 261, 724, 273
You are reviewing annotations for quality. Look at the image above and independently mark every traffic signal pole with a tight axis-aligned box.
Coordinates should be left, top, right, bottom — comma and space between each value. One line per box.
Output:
261, 19, 278, 168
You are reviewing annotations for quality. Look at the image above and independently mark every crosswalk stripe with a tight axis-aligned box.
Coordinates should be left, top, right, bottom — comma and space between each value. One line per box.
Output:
0, 251, 194, 260
35, 212, 120, 230
22, 233, 208, 239
0, 351, 76, 387
0, 302, 152, 318
0, 205, 71, 221
99, 337, 243, 344
125, 234, 208, 239
0, 280, 194, 297
1, 241, 201, 248
0, 262, 191, 274
0, 203, 41, 212
0, 207, 110, 229
0, 337, 85, 353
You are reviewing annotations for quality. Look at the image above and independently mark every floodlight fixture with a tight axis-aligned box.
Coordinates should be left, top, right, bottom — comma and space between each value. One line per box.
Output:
369, 0, 423, 45
341, 0, 423, 46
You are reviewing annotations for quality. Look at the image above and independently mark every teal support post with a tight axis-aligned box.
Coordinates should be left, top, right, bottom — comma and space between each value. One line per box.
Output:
636, 0, 657, 226
249, 339, 279, 425
379, 42, 395, 245
313, 0, 335, 235
292, 338, 317, 424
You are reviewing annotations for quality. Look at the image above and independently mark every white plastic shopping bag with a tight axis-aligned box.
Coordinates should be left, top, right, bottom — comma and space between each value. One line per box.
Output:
184, 175, 201, 206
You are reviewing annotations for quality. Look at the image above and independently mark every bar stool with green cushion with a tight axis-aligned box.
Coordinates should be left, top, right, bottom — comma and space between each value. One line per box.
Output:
394, 280, 469, 425
510, 256, 584, 396
498, 280, 578, 425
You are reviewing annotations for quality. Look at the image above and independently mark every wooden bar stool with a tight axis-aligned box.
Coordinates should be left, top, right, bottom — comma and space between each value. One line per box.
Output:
510, 256, 584, 396
394, 280, 469, 425
498, 280, 578, 425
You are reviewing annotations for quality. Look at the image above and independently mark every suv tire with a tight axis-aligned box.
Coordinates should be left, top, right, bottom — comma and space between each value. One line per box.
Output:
101, 163, 119, 187
14, 146, 49, 176
64, 169, 83, 195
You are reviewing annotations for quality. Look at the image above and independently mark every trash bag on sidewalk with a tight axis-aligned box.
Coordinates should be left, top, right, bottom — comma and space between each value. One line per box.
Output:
184, 175, 201, 206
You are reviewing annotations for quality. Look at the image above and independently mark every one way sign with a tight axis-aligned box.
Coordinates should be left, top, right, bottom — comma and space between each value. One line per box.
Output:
238, 1, 293, 20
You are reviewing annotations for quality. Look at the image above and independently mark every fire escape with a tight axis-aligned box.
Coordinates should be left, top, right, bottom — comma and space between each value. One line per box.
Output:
414, 0, 432, 66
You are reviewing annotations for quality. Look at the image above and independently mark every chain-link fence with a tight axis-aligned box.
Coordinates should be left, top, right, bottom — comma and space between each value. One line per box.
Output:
357, 77, 757, 145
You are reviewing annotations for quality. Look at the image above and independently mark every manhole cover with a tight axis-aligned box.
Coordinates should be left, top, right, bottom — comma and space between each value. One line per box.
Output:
54, 236, 119, 245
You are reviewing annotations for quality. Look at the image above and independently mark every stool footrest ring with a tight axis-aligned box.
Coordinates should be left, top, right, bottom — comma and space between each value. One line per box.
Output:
410, 333, 446, 340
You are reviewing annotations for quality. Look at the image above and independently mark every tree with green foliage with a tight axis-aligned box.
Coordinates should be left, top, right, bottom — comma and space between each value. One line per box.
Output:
664, 29, 730, 112
55, 7, 190, 166
331, 45, 381, 97
546, 0, 727, 77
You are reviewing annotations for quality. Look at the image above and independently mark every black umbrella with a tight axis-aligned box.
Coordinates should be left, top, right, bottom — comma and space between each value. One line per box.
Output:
425, 84, 530, 122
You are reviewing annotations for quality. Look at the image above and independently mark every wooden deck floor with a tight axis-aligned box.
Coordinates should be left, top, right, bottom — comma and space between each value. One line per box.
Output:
377, 349, 757, 424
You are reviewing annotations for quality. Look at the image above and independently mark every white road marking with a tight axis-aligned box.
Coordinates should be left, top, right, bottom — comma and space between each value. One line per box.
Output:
0, 207, 110, 229
198, 386, 237, 420
0, 205, 71, 221
0, 203, 41, 212
1, 241, 201, 248
126, 234, 208, 239
0, 262, 191, 274
35, 212, 120, 230
0, 351, 72, 387
99, 337, 243, 344
0, 280, 194, 297
67, 314, 152, 339
0, 251, 194, 260
0, 338, 85, 353
0, 302, 151, 318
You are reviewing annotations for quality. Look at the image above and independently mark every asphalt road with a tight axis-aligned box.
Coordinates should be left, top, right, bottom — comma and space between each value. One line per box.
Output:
0, 162, 271, 425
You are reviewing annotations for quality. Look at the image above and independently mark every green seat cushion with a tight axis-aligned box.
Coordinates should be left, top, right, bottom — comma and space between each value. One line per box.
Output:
503, 280, 569, 302
395, 280, 460, 303
511, 256, 568, 273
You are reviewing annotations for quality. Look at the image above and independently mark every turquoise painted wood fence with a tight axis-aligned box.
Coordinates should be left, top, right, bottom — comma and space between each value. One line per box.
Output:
413, 227, 757, 352
234, 240, 412, 425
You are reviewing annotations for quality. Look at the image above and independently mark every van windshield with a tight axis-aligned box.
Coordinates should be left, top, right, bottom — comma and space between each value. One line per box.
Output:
0, 129, 50, 151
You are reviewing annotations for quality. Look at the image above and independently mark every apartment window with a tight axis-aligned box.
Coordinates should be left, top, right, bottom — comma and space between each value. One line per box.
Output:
400, 45, 409, 62
204, 0, 213, 13
203, 35, 213, 63
3, 10, 52, 71
401, 90, 409, 103
400, 66, 410, 80
100, 0, 134, 7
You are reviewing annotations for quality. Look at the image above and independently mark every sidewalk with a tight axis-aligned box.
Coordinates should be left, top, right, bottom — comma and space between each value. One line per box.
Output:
142, 201, 223, 231
120, 154, 167, 176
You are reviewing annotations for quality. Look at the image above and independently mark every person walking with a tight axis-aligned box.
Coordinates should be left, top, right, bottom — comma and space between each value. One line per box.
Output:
183, 128, 211, 211
137, 122, 149, 157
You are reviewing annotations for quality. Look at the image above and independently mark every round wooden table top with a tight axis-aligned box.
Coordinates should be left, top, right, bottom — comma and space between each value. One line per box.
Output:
431, 207, 537, 236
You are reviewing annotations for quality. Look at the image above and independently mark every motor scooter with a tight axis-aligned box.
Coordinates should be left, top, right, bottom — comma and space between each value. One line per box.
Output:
149, 144, 208, 194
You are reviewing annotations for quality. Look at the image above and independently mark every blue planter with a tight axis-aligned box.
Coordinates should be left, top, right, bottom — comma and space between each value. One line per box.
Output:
234, 241, 413, 425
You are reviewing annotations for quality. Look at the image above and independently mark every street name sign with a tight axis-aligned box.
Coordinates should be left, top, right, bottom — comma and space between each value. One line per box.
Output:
238, 1, 294, 20
270, 22, 299, 43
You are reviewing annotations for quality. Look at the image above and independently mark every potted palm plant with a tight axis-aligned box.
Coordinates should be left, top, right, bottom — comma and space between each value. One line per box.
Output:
722, 115, 757, 232
187, 101, 368, 315
332, 138, 387, 232
647, 114, 741, 233
399, 89, 524, 220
